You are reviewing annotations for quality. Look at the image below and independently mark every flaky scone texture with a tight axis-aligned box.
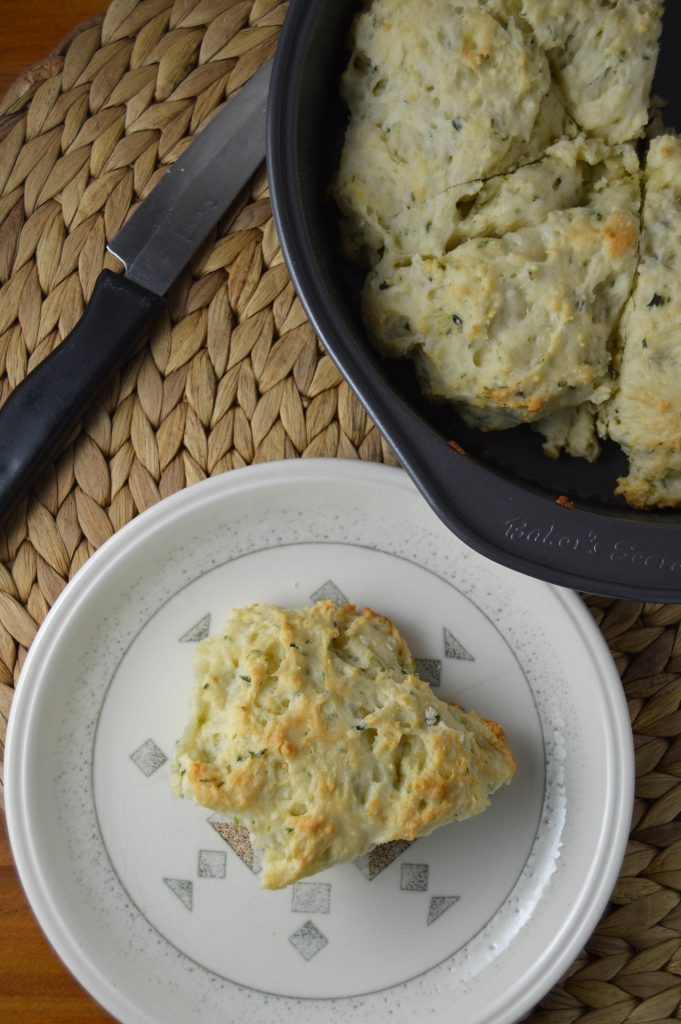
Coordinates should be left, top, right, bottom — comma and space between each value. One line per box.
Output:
172, 602, 515, 889
333, 0, 681, 506
599, 136, 681, 508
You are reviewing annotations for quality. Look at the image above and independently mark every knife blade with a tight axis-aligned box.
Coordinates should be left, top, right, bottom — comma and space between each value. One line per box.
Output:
0, 60, 272, 523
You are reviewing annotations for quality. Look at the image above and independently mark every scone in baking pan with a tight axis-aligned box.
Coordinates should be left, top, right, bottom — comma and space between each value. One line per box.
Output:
268, 0, 681, 602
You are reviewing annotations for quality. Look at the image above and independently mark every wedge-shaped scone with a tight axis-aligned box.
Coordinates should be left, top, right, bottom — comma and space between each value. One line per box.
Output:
383, 136, 633, 264
172, 602, 515, 889
599, 136, 681, 507
363, 147, 640, 432
333, 0, 573, 266
521, 0, 664, 144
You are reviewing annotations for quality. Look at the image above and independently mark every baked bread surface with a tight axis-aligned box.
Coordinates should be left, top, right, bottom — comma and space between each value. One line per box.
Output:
599, 136, 681, 508
172, 601, 515, 889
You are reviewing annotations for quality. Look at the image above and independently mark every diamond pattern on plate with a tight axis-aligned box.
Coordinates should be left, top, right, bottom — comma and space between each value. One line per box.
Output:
414, 657, 441, 688
179, 614, 211, 643
443, 627, 474, 662
353, 839, 412, 880
310, 580, 348, 606
400, 863, 429, 891
130, 738, 167, 777
209, 817, 263, 874
291, 882, 331, 914
289, 920, 328, 961
164, 877, 193, 910
198, 850, 226, 878
427, 895, 460, 925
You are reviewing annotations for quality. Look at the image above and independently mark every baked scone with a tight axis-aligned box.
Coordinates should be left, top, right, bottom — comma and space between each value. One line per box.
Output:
172, 602, 515, 889
363, 148, 640, 433
521, 0, 664, 144
332, 0, 573, 266
382, 135, 636, 265
598, 136, 681, 507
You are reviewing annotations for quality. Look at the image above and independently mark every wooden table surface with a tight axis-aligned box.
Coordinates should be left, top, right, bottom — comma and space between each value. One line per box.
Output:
1, 8, 114, 1023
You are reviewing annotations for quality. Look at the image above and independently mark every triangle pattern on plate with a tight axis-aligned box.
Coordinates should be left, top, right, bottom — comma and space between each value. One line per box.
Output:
179, 614, 211, 643
164, 877, 193, 910
310, 580, 348, 606
353, 839, 413, 880
209, 817, 263, 874
427, 895, 460, 925
443, 628, 474, 662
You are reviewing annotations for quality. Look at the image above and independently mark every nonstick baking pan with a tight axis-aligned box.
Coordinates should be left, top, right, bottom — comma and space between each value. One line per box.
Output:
267, 0, 681, 602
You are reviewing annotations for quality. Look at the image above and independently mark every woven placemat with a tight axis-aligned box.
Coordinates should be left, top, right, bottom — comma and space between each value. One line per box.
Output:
1, 3, 681, 1021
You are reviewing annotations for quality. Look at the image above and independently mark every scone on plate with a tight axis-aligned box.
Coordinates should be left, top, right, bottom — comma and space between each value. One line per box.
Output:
598, 136, 681, 508
172, 601, 515, 889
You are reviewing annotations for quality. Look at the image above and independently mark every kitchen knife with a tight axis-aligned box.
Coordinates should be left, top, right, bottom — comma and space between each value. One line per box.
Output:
0, 59, 272, 523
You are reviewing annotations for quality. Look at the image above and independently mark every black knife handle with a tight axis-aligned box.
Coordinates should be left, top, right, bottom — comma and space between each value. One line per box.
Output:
0, 270, 164, 522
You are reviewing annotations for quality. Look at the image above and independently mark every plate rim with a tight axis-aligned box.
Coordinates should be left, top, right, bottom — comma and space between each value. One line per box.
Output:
5, 458, 634, 1024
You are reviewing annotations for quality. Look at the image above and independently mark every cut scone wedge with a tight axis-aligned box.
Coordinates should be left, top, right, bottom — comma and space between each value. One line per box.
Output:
332, 0, 573, 266
172, 601, 515, 889
521, 0, 664, 144
599, 135, 681, 508
363, 143, 640, 436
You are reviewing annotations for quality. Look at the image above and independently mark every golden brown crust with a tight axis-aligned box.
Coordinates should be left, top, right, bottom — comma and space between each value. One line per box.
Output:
172, 602, 515, 888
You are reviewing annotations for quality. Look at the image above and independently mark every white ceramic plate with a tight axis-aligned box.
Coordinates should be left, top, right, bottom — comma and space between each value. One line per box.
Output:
6, 460, 632, 1024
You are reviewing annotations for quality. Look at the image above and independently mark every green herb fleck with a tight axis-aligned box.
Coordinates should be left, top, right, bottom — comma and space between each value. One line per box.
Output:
642, 338, 648, 348
240, 674, 251, 683
425, 221, 432, 232
552, 177, 562, 191
452, 118, 463, 131
608, 365, 619, 380
379, 280, 391, 290
648, 293, 665, 308
452, 314, 463, 328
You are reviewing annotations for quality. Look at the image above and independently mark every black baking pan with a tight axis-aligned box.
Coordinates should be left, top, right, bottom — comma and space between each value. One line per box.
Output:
267, 0, 681, 602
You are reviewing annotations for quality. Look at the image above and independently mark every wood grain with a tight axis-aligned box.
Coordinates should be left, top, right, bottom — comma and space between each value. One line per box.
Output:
0, 0, 109, 98
1, 815, 113, 1022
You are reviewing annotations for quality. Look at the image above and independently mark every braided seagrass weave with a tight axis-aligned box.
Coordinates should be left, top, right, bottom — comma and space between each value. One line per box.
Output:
1, 3, 681, 1021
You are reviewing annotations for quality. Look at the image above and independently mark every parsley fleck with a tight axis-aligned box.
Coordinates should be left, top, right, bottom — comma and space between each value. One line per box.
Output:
452, 314, 463, 328
648, 293, 665, 308
642, 338, 648, 348
379, 280, 391, 290
452, 118, 463, 131
552, 177, 562, 191
240, 674, 251, 683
